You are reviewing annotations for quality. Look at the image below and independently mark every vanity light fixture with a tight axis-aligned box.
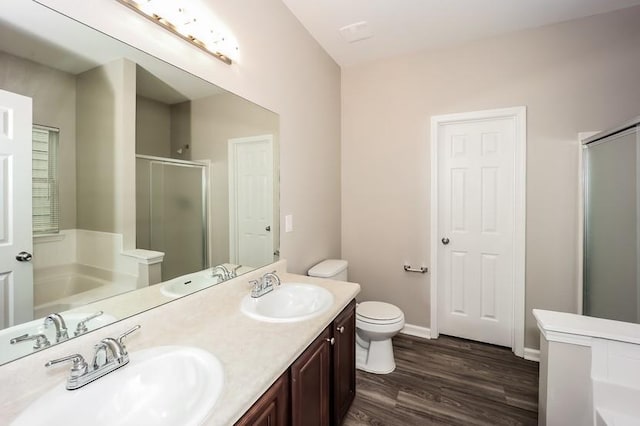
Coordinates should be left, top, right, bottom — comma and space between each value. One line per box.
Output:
115, 0, 239, 65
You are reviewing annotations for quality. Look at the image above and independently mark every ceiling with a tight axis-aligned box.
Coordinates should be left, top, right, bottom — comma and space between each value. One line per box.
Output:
281, 0, 640, 67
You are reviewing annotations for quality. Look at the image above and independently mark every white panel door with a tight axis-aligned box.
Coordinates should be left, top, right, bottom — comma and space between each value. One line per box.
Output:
0, 89, 33, 329
437, 117, 515, 347
229, 135, 273, 267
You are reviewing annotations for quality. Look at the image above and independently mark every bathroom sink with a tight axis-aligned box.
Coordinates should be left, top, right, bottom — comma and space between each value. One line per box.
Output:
12, 346, 224, 426
160, 269, 222, 298
240, 283, 334, 323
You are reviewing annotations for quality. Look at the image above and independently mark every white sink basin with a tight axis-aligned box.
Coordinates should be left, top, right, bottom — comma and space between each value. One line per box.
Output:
0, 312, 117, 365
240, 283, 334, 323
12, 346, 224, 426
160, 270, 222, 298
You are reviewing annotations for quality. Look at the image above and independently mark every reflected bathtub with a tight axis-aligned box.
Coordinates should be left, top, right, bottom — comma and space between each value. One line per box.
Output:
34, 264, 137, 318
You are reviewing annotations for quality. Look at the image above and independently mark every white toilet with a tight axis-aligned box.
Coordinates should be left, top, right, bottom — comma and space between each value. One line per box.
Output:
308, 259, 405, 374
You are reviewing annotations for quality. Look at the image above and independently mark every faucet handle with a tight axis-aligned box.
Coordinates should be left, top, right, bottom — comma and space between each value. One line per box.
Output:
230, 264, 242, 277
74, 311, 104, 336
116, 325, 141, 354
45, 354, 88, 378
10, 333, 51, 350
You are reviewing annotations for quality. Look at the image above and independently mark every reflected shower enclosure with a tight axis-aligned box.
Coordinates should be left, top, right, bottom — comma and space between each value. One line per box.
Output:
583, 119, 640, 323
136, 156, 208, 281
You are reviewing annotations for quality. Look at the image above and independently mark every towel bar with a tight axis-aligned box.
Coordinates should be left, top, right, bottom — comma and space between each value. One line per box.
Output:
403, 265, 428, 273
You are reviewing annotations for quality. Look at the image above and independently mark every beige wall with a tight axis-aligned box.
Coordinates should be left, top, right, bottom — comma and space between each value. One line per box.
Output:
135, 157, 151, 250
0, 51, 77, 230
135, 95, 171, 157
170, 101, 191, 160
341, 6, 640, 348
76, 58, 137, 248
190, 92, 280, 267
41, 0, 342, 274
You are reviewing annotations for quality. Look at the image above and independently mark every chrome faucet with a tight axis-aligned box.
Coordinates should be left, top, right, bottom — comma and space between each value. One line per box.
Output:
45, 325, 140, 390
74, 311, 104, 336
45, 313, 69, 343
10, 333, 51, 350
211, 264, 242, 281
250, 271, 281, 298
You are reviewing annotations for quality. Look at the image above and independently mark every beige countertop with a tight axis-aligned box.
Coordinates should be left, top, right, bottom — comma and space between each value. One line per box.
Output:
0, 260, 361, 425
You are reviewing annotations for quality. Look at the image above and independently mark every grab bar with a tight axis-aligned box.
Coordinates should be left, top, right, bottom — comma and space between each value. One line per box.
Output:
403, 265, 428, 273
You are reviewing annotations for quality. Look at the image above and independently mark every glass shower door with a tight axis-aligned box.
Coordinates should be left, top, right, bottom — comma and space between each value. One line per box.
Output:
584, 126, 639, 323
136, 156, 207, 282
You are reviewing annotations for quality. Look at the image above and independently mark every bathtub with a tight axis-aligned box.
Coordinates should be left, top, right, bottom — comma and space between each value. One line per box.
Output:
34, 264, 137, 318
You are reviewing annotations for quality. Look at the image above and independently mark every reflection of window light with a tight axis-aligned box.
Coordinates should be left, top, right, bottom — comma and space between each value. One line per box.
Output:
115, 0, 239, 65
32, 125, 59, 235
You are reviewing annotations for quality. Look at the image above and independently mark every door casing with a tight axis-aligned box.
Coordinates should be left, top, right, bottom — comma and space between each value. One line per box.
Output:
430, 106, 526, 357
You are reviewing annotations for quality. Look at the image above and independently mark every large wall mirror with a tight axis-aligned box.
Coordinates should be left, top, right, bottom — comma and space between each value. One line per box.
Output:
0, 0, 279, 365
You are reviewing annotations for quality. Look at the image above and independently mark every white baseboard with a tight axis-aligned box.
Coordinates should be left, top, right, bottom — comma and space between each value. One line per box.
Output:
524, 347, 540, 362
400, 323, 431, 339
399, 325, 540, 362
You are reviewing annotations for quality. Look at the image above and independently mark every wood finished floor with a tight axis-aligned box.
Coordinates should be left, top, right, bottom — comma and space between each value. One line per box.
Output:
343, 334, 539, 426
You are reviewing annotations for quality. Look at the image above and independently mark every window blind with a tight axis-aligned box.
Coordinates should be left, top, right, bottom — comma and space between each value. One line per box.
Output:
32, 125, 59, 235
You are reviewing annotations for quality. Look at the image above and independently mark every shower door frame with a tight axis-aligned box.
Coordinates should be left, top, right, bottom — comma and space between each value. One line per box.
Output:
136, 154, 209, 272
576, 131, 599, 315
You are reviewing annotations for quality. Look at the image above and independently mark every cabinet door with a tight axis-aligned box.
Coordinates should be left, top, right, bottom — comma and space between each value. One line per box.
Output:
236, 371, 290, 426
332, 300, 356, 425
291, 327, 331, 426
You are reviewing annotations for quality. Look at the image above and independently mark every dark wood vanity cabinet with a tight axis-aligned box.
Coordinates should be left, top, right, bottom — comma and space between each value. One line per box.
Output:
291, 300, 356, 426
236, 300, 356, 426
236, 371, 290, 426
331, 300, 356, 425
291, 327, 332, 426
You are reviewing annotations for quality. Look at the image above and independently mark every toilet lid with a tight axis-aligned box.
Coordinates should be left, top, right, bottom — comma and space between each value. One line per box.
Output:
357, 301, 403, 321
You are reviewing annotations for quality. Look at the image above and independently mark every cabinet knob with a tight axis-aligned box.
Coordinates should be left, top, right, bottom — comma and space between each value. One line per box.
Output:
336, 326, 345, 334
326, 337, 335, 345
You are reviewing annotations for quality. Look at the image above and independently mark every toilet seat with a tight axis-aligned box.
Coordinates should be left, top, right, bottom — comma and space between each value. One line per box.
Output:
357, 301, 404, 325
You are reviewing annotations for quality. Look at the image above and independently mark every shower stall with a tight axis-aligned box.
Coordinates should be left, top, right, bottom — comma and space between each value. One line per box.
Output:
136, 155, 208, 281
583, 117, 640, 323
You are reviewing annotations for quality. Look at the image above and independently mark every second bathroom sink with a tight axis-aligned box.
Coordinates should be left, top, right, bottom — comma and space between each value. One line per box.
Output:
160, 270, 222, 298
240, 283, 334, 323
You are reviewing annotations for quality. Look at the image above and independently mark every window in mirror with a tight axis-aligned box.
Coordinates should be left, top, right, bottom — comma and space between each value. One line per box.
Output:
32, 125, 59, 235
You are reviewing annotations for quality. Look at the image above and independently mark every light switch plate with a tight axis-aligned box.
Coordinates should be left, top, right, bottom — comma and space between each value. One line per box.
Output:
285, 214, 293, 233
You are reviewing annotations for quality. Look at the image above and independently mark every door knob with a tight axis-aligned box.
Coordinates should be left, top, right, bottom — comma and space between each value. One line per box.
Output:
441, 238, 450, 245
16, 251, 32, 262
336, 326, 345, 334
265, 226, 271, 232
326, 337, 335, 345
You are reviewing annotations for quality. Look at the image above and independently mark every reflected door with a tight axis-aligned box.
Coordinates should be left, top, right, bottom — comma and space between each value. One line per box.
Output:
0, 89, 33, 328
228, 135, 274, 267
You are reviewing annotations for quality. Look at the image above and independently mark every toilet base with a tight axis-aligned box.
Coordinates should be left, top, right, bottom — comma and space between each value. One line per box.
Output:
355, 338, 396, 374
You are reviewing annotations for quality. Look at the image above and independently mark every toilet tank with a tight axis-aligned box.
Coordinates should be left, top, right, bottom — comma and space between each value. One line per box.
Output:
308, 259, 348, 281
